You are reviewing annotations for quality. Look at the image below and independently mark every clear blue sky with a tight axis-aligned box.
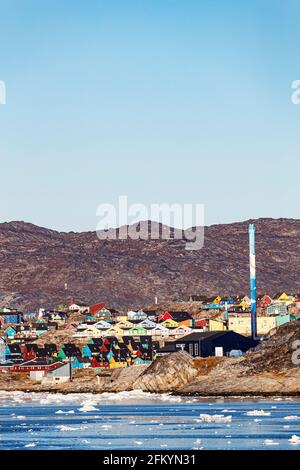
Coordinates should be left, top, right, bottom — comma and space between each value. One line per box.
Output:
0, 0, 299, 231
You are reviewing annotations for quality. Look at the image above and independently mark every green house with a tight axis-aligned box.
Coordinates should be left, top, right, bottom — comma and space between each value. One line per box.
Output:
58, 348, 67, 360
127, 327, 148, 336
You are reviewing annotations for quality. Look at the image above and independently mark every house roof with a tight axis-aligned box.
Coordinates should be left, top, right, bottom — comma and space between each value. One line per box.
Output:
174, 331, 231, 342
169, 311, 193, 321
6, 344, 22, 353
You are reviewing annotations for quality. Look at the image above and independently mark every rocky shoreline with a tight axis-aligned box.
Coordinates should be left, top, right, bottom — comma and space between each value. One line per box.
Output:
1, 321, 299, 397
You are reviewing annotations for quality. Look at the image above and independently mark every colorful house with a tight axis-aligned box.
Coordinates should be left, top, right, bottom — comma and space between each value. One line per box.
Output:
150, 325, 170, 337
125, 326, 148, 336
69, 303, 88, 313
266, 304, 288, 315
94, 308, 112, 320
169, 312, 194, 328
127, 310, 148, 321
0, 312, 22, 324
275, 293, 293, 305
115, 320, 134, 330
228, 316, 277, 336
208, 319, 226, 331
171, 325, 193, 337
275, 314, 297, 327
5, 344, 22, 362
137, 319, 157, 330
257, 295, 272, 308
94, 320, 112, 330
202, 303, 223, 311
158, 312, 173, 322
4, 326, 17, 339
160, 319, 178, 329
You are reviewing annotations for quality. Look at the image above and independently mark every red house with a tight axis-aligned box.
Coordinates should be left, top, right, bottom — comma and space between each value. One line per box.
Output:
258, 295, 272, 308
89, 303, 105, 316
158, 312, 173, 322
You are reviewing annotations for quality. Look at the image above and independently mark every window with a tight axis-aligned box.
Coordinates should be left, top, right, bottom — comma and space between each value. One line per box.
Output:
194, 343, 199, 356
189, 344, 193, 355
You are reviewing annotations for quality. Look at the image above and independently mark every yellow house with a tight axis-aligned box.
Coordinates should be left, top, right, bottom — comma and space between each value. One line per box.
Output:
115, 314, 128, 322
72, 325, 103, 338
239, 300, 249, 310
209, 319, 226, 331
228, 316, 277, 336
115, 320, 134, 329
160, 319, 178, 329
277, 292, 293, 304
109, 362, 127, 369
104, 325, 123, 336
213, 296, 222, 304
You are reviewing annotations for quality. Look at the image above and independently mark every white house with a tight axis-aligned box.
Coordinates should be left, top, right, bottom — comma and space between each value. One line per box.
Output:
69, 303, 88, 313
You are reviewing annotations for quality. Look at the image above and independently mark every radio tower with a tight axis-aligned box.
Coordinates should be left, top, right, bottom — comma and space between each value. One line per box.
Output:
249, 224, 257, 339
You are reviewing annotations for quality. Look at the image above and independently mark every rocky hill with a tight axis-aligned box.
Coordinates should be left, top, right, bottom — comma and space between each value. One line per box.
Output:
0, 218, 299, 310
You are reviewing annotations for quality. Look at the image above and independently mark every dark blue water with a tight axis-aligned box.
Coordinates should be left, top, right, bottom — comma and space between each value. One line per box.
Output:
0, 391, 299, 449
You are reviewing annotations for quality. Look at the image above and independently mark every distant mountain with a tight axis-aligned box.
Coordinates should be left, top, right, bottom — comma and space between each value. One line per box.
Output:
0, 218, 299, 311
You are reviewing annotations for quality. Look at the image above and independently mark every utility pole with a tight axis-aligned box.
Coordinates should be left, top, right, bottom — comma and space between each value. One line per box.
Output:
64, 283, 68, 308
249, 224, 257, 339
224, 301, 229, 329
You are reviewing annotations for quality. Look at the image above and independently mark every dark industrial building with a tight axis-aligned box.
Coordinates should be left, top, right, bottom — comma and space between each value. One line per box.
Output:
157, 331, 258, 358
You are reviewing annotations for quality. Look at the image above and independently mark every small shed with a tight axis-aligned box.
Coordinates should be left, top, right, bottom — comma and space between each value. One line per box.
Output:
42, 362, 72, 384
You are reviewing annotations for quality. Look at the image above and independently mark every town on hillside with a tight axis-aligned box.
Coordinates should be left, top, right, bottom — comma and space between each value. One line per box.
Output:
0, 292, 299, 385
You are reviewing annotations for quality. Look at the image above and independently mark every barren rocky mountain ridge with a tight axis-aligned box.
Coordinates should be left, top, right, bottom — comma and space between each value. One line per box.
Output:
0, 218, 299, 311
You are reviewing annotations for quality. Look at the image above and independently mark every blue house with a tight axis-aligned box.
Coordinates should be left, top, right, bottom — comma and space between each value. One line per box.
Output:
203, 303, 223, 310
5, 326, 17, 339
5, 344, 22, 361
0, 313, 22, 324
71, 357, 84, 369
82, 344, 93, 358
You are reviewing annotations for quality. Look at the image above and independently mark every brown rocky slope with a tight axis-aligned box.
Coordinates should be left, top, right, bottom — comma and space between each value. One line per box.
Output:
0, 218, 299, 310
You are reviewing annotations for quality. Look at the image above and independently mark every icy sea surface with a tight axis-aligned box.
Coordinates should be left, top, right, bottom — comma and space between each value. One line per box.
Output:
0, 390, 300, 450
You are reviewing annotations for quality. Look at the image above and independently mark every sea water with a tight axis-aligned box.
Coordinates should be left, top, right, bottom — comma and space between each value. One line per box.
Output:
0, 390, 299, 450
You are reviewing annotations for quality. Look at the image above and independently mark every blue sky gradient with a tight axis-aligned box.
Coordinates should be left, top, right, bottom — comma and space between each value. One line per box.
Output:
0, 0, 299, 230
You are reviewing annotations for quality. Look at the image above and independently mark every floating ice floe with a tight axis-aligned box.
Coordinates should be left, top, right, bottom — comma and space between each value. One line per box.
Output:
55, 409, 75, 414
24, 443, 36, 448
199, 414, 232, 423
78, 402, 99, 412
263, 439, 279, 446
56, 425, 88, 432
246, 410, 271, 416
288, 435, 300, 445
284, 416, 300, 421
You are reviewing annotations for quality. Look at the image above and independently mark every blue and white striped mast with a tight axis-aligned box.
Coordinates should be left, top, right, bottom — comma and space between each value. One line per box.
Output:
249, 224, 257, 339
